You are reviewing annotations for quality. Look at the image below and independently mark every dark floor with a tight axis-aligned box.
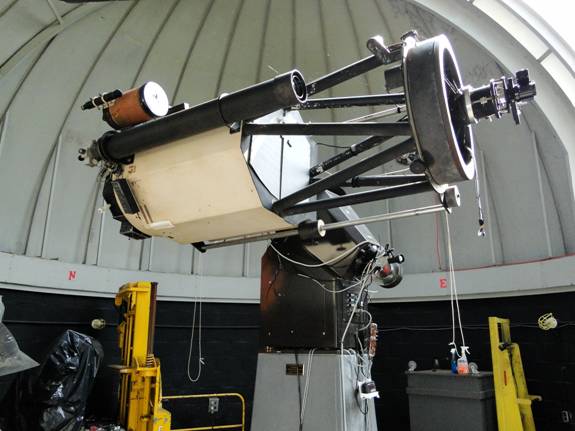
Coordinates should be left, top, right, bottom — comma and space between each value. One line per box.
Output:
0, 287, 574, 430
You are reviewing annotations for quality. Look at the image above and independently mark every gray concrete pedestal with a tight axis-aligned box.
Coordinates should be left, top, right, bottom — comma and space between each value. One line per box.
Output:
251, 352, 378, 431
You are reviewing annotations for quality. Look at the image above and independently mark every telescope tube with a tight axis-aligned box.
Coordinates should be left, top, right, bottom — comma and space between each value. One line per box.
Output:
92, 69, 307, 163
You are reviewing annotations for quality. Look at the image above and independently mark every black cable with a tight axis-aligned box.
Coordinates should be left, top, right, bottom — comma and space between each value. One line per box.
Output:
295, 350, 303, 431
316, 142, 353, 149
353, 358, 368, 415
355, 335, 369, 380
1, 320, 259, 330
377, 322, 575, 333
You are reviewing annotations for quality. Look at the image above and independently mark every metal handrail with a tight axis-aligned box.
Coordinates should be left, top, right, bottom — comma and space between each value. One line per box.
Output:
162, 392, 245, 431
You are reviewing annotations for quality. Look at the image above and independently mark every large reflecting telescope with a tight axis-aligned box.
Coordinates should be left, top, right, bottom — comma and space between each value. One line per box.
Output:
79, 32, 536, 251
78, 30, 537, 431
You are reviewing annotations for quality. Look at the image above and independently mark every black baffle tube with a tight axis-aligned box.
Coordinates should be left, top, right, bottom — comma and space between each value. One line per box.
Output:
242, 122, 411, 137
272, 138, 416, 215
310, 136, 392, 177
281, 181, 433, 216
345, 174, 426, 187
296, 93, 406, 110
94, 70, 306, 162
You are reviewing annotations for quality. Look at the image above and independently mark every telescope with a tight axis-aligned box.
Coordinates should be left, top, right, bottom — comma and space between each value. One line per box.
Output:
78, 30, 536, 431
79, 31, 535, 252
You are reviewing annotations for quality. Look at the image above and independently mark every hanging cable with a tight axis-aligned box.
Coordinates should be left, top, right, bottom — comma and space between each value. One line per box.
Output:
186, 295, 204, 383
358, 309, 373, 331
301, 348, 316, 425
296, 273, 365, 294
473, 154, 486, 237
338, 258, 376, 431
444, 213, 467, 354
270, 240, 378, 268
340, 260, 375, 346
295, 350, 304, 431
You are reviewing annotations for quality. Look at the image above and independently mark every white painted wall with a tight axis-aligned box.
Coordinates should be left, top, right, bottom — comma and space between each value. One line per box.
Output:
1, 251, 574, 303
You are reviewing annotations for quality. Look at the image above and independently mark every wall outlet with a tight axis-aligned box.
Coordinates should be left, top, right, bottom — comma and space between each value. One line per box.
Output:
561, 410, 572, 423
208, 397, 219, 414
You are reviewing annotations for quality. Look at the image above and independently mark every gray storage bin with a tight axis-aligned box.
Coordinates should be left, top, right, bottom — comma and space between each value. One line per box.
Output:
406, 370, 497, 431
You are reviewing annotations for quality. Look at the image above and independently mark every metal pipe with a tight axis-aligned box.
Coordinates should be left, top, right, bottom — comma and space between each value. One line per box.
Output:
306, 55, 382, 96
162, 392, 245, 431
92, 70, 306, 162
345, 174, 426, 187
295, 93, 405, 110
242, 121, 412, 137
344, 105, 405, 123
199, 229, 299, 250
200, 204, 447, 250
310, 136, 392, 177
170, 425, 242, 431
306, 46, 402, 96
199, 230, 299, 250
280, 181, 433, 216
272, 138, 416, 214
322, 204, 446, 232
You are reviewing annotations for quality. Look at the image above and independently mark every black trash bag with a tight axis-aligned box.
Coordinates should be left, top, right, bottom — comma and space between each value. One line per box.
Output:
1, 330, 103, 431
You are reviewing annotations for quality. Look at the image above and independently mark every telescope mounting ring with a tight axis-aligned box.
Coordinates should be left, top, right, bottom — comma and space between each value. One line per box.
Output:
404, 35, 475, 186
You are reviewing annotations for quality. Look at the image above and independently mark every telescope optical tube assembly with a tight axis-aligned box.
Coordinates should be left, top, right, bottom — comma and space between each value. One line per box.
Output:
88, 70, 306, 163
78, 31, 535, 248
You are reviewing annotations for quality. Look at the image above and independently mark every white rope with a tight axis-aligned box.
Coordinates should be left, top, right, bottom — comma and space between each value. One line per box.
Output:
358, 309, 373, 331
444, 213, 466, 353
186, 295, 203, 383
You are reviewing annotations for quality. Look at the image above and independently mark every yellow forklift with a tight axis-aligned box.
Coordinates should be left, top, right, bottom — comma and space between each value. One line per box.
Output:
112, 281, 245, 431
114, 281, 171, 431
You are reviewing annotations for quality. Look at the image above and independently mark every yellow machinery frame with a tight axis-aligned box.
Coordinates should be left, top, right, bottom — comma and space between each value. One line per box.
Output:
115, 281, 171, 431
162, 393, 245, 431
114, 281, 246, 431
489, 316, 541, 431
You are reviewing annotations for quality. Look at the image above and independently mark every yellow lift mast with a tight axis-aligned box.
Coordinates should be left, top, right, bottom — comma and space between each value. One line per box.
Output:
489, 316, 541, 431
115, 281, 171, 431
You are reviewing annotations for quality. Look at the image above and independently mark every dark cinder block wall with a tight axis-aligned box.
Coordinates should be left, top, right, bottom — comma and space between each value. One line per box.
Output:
371, 293, 575, 431
1, 288, 574, 430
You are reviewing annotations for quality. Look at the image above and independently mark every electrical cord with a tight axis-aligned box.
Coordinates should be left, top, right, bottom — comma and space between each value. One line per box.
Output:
301, 348, 316, 425
316, 142, 352, 149
473, 150, 486, 237
358, 309, 373, 331
295, 273, 365, 294
270, 240, 378, 268
295, 350, 303, 431
339, 266, 370, 431
339, 258, 377, 431
341, 261, 375, 346
378, 322, 575, 332
353, 365, 369, 415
